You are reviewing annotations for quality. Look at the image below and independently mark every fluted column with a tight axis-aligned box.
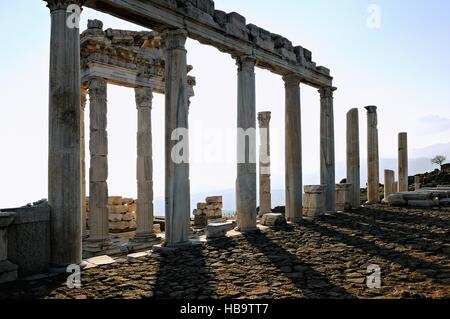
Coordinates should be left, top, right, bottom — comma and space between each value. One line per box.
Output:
81, 86, 88, 239
134, 87, 156, 242
236, 55, 257, 232
86, 77, 110, 252
319, 87, 337, 212
283, 74, 302, 223
45, 0, 84, 266
258, 112, 272, 217
365, 105, 380, 204
398, 132, 409, 192
164, 29, 191, 246
346, 108, 360, 209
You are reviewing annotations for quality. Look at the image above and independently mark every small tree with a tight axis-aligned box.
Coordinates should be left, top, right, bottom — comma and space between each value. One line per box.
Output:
431, 155, 446, 170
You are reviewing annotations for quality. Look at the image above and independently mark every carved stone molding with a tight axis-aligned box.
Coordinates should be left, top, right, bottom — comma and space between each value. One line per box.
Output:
282, 74, 302, 88
365, 105, 378, 114
44, 0, 85, 12
88, 77, 107, 99
318, 86, 337, 99
236, 55, 256, 73
135, 87, 153, 109
258, 112, 272, 128
164, 29, 188, 51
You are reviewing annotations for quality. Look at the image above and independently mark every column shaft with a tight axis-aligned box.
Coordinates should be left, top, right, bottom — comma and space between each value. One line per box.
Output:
365, 105, 380, 203
384, 169, 395, 202
346, 108, 360, 209
284, 75, 302, 223
398, 133, 409, 192
319, 87, 337, 212
135, 87, 156, 241
81, 86, 87, 238
164, 29, 191, 245
236, 56, 257, 232
46, 1, 83, 265
88, 77, 110, 244
258, 112, 272, 217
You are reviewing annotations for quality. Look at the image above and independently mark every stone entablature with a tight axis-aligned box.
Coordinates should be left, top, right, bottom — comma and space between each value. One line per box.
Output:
84, 0, 332, 87
80, 20, 196, 96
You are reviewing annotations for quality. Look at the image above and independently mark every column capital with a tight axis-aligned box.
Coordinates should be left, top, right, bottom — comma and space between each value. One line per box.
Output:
164, 29, 188, 51
282, 74, 302, 87
135, 87, 153, 109
235, 55, 256, 72
364, 105, 378, 113
44, 0, 84, 12
88, 77, 107, 95
258, 111, 271, 128
318, 86, 337, 98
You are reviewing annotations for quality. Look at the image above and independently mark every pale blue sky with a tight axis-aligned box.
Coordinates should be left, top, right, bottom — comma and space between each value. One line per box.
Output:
1, 1, 450, 209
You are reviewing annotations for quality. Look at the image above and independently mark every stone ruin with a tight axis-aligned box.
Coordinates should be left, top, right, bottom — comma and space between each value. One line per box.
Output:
0, 0, 440, 285
193, 196, 224, 228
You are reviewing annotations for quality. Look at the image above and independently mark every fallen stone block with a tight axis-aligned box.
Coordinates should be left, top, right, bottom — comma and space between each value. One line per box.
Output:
205, 222, 234, 239
439, 198, 450, 206
407, 200, 437, 208
402, 192, 432, 201
206, 196, 222, 204
387, 193, 407, 206
261, 213, 287, 226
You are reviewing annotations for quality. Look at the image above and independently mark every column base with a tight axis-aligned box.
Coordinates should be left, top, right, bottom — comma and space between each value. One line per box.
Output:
153, 240, 195, 253
0, 260, 18, 284
235, 226, 259, 234
127, 233, 162, 252
83, 238, 118, 258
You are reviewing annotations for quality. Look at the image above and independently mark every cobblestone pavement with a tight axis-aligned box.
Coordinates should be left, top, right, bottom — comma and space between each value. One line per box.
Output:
0, 206, 449, 299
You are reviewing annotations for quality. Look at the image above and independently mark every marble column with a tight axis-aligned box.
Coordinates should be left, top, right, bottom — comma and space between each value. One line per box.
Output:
236, 55, 257, 232
81, 86, 88, 239
398, 132, 409, 192
346, 108, 360, 209
134, 87, 157, 242
258, 112, 272, 217
365, 105, 380, 204
283, 74, 302, 223
164, 29, 191, 245
45, 0, 83, 266
414, 176, 421, 191
319, 87, 337, 212
383, 169, 395, 203
86, 77, 110, 251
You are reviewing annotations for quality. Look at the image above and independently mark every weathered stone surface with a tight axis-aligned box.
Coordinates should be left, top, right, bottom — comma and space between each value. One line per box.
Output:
205, 222, 235, 239
403, 192, 432, 201
383, 170, 395, 203
365, 106, 380, 204
303, 185, 325, 220
2, 206, 448, 299
398, 133, 408, 192
407, 200, 437, 208
347, 108, 360, 209
387, 193, 407, 206
261, 213, 286, 226
336, 183, 352, 212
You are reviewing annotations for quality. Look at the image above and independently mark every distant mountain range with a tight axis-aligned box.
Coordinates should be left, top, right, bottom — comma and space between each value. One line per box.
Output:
154, 142, 450, 216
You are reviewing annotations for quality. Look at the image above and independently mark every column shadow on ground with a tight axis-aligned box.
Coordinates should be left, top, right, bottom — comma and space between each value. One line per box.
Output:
242, 230, 356, 299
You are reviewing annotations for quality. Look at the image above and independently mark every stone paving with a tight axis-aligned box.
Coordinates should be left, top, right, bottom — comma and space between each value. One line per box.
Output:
0, 206, 448, 299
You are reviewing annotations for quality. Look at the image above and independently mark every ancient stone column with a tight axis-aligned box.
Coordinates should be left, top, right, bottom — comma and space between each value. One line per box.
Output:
398, 132, 409, 192
346, 108, 360, 209
81, 86, 88, 239
365, 106, 380, 204
45, 0, 83, 266
236, 55, 257, 232
164, 29, 191, 245
319, 87, 337, 212
134, 87, 157, 242
414, 176, 421, 191
303, 185, 325, 221
283, 74, 302, 223
86, 77, 110, 252
383, 170, 395, 203
393, 181, 399, 193
258, 112, 272, 217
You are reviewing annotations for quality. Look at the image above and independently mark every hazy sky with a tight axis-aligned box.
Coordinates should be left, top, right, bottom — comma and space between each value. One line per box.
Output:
1, 0, 450, 209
